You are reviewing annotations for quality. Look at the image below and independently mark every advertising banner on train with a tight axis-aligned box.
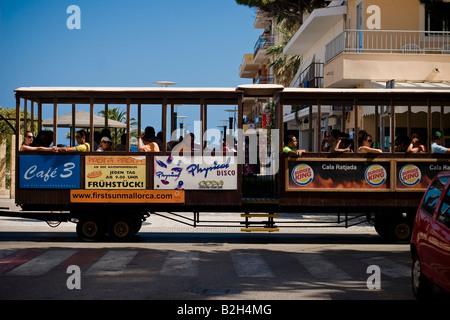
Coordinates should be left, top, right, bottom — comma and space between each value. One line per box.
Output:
85, 156, 146, 189
19, 155, 80, 189
154, 156, 238, 190
396, 161, 450, 190
287, 160, 391, 191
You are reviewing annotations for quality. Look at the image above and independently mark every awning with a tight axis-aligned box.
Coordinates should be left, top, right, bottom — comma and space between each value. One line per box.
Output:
284, 105, 331, 122
370, 80, 450, 90
361, 81, 450, 115
42, 110, 126, 128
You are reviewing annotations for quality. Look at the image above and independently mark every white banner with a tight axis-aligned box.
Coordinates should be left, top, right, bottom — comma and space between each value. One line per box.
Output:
154, 156, 238, 190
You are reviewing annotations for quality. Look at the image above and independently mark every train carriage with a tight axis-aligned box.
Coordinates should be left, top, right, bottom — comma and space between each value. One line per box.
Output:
4, 85, 450, 241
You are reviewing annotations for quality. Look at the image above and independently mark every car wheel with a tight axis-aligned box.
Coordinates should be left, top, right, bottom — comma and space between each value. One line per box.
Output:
411, 254, 433, 299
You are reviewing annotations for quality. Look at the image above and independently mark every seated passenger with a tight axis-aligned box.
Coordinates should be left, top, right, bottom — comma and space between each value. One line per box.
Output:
395, 135, 410, 152
171, 134, 192, 154
58, 129, 90, 152
283, 135, 305, 157
333, 133, 353, 153
115, 133, 127, 151
358, 131, 382, 154
222, 135, 237, 152
20, 130, 57, 152
138, 126, 160, 152
431, 130, 450, 154
96, 136, 113, 151
406, 133, 426, 153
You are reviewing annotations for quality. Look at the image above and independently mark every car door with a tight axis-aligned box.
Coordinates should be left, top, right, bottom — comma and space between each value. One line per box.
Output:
418, 176, 449, 276
430, 183, 450, 292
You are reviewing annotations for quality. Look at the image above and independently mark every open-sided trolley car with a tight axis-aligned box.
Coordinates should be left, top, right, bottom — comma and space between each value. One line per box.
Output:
2, 85, 449, 241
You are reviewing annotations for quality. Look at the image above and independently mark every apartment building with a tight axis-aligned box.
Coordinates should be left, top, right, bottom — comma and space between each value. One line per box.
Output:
240, 0, 450, 151
238, 9, 284, 130
283, 0, 450, 151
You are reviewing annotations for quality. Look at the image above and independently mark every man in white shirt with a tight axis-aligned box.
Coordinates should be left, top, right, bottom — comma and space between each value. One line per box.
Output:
431, 131, 450, 154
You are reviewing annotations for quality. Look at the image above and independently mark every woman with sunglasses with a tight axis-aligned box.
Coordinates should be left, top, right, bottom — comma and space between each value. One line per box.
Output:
358, 130, 382, 154
20, 130, 57, 152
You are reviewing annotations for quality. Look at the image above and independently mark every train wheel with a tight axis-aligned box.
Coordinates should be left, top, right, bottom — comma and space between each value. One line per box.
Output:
388, 215, 414, 243
76, 218, 105, 241
108, 216, 135, 241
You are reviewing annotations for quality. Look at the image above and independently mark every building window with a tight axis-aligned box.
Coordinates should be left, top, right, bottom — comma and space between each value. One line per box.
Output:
425, 2, 450, 31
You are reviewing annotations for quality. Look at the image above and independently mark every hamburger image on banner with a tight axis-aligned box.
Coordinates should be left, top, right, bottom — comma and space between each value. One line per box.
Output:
364, 164, 386, 187
291, 164, 314, 186
399, 164, 421, 186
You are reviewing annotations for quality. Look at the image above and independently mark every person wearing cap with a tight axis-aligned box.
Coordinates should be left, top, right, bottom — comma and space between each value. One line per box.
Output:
431, 131, 450, 154
96, 136, 114, 151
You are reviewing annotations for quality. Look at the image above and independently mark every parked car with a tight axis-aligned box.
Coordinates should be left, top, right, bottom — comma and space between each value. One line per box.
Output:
410, 171, 450, 299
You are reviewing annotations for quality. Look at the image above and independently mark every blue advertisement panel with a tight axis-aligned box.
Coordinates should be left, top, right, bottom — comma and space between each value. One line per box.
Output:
19, 155, 80, 189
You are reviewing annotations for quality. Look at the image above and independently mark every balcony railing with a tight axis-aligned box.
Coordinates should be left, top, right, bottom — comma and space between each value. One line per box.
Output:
292, 62, 324, 88
326, 29, 450, 62
254, 35, 275, 57
254, 75, 274, 84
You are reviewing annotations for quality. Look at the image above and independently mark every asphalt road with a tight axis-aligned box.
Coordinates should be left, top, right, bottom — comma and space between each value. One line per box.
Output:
1, 197, 448, 306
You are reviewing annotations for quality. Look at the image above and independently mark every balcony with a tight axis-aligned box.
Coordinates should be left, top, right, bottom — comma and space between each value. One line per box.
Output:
324, 30, 450, 87
239, 54, 259, 79
253, 35, 274, 63
292, 62, 324, 88
254, 75, 274, 84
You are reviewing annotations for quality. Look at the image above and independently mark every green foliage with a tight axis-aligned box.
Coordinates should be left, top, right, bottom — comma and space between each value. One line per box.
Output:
98, 106, 137, 146
236, 0, 328, 23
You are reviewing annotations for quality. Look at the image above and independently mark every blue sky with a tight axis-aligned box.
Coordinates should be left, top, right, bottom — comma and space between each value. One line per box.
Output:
0, 0, 260, 144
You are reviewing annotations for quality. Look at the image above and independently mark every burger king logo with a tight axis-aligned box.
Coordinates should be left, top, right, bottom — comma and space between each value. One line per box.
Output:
365, 164, 386, 187
292, 164, 314, 186
399, 164, 421, 186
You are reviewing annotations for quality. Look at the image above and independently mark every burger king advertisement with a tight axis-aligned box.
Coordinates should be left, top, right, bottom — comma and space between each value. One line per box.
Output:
287, 160, 450, 192
395, 161, 450, 190
287, 160, 391, 191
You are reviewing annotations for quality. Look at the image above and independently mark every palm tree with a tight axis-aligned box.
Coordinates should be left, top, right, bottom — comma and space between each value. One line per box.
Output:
98, 107, 137, 146
266, 21, 302, 86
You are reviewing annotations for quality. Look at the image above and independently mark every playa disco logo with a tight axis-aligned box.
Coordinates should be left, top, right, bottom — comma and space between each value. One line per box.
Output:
291, 164, 314, 186
399, 164, 421, 186
365, 164, 386, 187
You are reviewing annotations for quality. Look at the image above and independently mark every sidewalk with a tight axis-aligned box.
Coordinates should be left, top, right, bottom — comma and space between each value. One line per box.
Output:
0, 190, 16, 211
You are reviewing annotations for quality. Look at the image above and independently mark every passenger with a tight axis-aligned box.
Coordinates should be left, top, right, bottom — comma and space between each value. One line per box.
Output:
283, 134, 305, 157
431, 130, 450, 154
96, 136, 113, 151
322, 129, 341, 152
58, 129, 90, 152
358, 131, 382, 153
222, 135, 237, 152
115, 133, 127, 151
171, 133, 192, 154
100, 128, 112, 140
138, 126, 160, 152
333, 133, 353, 153
32, 130, 54, 148
93, 131, 101, 151
395, 134, 410, 152
155, 131, 164, 151
20, 130, 57, 152
406, 133, 426, 153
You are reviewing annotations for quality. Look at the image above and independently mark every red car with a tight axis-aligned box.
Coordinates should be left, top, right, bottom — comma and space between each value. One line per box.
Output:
411, 171, 450, 299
